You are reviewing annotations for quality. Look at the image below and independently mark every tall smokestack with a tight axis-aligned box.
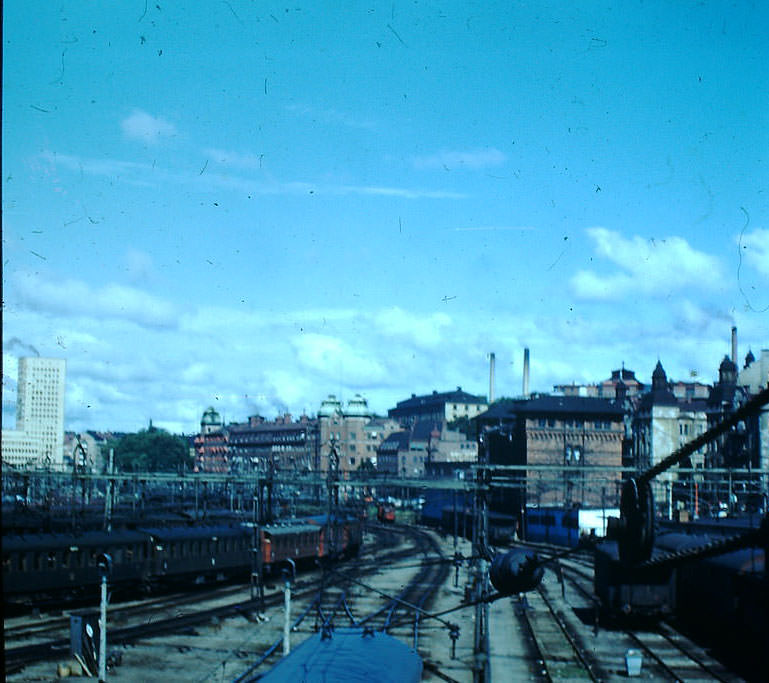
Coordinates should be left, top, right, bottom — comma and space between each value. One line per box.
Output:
731, 326, 737, 365
489, 352, 496, 403
523, 347, 530, 398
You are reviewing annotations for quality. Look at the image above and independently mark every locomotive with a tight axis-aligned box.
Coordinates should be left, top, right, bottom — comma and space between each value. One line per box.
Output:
377, 503, 396, 523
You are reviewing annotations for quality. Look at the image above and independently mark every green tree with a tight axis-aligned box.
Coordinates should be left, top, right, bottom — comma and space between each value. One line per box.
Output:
447, 415, 477, 440
111, 426, 193, 472
356, 458, 376, 474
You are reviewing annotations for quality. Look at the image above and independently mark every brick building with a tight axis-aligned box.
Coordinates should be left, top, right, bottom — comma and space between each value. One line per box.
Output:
194, 406, 229, 472
227, 414, 318, 474
554, 367, 645, 400
318, 394, 400, 475
477, 395, 626, 507
376, 420, 477, 478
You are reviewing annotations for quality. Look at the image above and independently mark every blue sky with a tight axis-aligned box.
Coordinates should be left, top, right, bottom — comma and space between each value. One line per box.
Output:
3, 1, 768, 433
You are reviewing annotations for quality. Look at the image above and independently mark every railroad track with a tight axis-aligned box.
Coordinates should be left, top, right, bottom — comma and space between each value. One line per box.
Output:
514, 581, 600, 681
5, 524, 415, 677
231, 523, 449, 682
540, 545, 743, 682
626, 622, 740, 682
4, 583, 256, 644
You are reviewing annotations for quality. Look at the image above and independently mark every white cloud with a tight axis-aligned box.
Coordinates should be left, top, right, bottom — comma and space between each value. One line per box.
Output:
373, 307, 452, 348
41, 151, 465, 200
124, 249, 157, 285
4, 270, 767, 434
121, 109, 177, 144
412, 148, 507, 170
572, 228, 722, 300
292, 333, 388, 385
12, 272, 179, 329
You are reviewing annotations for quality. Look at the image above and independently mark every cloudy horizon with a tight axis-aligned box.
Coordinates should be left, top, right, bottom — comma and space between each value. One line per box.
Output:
3, 2, 767, 434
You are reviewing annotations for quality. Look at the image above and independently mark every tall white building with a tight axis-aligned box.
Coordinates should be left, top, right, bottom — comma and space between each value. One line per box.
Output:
2, 357, 66, 468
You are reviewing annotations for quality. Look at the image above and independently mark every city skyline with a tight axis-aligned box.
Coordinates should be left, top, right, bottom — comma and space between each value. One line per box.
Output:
3, 2, 768, 433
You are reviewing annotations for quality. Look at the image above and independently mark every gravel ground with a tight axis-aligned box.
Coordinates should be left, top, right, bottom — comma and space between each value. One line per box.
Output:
8, 528, 480, 682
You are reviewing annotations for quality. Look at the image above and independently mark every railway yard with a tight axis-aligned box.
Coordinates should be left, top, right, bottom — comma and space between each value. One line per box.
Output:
4, 396, 769, 682
4, 517, 765, 682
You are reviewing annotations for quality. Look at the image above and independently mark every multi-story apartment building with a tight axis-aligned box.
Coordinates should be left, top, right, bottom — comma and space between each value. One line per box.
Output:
388, 387, 488, 427
739, 349, 769, 477
377, 420, 478, 478
632, 362, 709, 472
228, 413, 318, 473
1, 357, 66, 468
194, 406, 229, 472
554, 367, 645, 399
318, 394, 399, 474
194, 408, 319, 474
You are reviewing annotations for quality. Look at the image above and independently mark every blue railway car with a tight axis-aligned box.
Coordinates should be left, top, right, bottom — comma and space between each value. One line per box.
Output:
420, 489, 467, 528
526, 507, 618, 547
256, 628, 422, 683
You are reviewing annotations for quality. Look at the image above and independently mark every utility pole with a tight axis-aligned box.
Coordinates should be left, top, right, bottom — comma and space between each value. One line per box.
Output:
471, 432, 492, 683
97, 554, 112, 682
282, 559, 296, 656
104, 449, 114, 533
250, 476, 264, 610
326, 440, 340, 558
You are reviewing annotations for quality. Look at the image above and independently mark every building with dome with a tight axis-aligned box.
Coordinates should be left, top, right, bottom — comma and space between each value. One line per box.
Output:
317, 394, 400, 474
194, 406, 228, 472
705, 356, 755, 469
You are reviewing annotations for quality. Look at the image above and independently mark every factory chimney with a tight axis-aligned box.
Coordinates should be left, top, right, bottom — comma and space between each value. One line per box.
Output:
523, 347, 530, 398
489, 352, 496, 404
731, 326, 737, 365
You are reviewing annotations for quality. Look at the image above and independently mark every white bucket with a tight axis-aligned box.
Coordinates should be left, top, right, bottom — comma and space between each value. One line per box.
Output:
625, 649, 643, 677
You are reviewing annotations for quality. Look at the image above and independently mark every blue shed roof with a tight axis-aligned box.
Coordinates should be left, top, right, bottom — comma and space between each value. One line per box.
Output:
257, 628, 422, 682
